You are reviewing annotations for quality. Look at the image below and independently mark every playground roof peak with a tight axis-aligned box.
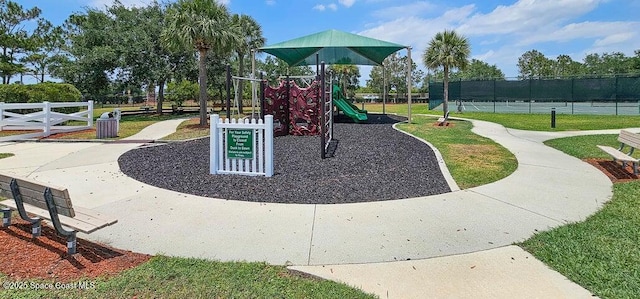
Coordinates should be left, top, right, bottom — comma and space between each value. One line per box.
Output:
259, 29, 407, 66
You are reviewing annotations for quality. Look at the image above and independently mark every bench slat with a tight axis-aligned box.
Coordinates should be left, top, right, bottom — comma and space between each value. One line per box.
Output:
0, 174, 68, 198
0, 200, 116, 234
597, 145, 638, 162
619, 130, 640, 146
73, 206, 118, 227
0, 181, 74, 217
619, 130, 640, 148
0, 175, 75, 218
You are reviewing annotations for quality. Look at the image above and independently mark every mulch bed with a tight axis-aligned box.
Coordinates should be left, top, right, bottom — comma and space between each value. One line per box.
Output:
584, 158, 639, 183
0, 218, 150, 282
118, 114, 452, 204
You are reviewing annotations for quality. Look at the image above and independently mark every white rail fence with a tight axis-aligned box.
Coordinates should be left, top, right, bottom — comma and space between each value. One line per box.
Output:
0, 101, 94, 142
210, 114, 274, 177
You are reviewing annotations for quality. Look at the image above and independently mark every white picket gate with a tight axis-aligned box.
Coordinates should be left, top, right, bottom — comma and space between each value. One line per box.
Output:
210, 114, 274, 177
0, 101, 94, 142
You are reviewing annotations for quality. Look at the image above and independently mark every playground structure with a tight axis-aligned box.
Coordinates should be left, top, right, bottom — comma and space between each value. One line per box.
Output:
215, 29, 414, 167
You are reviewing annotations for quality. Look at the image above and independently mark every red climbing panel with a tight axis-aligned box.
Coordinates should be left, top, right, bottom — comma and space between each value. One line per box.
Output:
263, 80, 321, 136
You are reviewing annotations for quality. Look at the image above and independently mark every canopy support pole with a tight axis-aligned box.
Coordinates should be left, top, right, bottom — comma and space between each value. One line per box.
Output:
407, 46, 413, 123
383, 62, 386, 115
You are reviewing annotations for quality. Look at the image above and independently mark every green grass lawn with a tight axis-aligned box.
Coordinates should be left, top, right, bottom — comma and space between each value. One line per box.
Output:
47, 113, 198, 140
521, 134, 640, 298
0, 257, 375, 299
520, 181, 640, 298
160, 117, 210, 140
397, 115, 517, 189
362, 103, 640, 131
544, 134, 640, 160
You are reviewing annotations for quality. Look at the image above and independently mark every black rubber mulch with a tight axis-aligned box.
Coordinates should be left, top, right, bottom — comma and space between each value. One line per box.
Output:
118, 114, 451, 204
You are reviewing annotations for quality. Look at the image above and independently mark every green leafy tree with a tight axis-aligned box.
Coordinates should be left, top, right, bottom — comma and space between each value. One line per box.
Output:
554, 54, 584, 78
368, 53, 423, 100
454, 59, 504, 80
166, 79, 198, 107
231, 14, 265, 114
328, 64, 360, 99
108, 1, 196, 114
632, 50, 640, 75
423, 30, 470, 117
162, 0, 238, 126
517, 49, 554, 79
21, 19, 65, 83
0, 0, 41, 84
258, 56, 313, 86
54, 10, 118, 99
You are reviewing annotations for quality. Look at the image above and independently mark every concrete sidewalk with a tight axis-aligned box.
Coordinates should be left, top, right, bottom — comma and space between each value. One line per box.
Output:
1, 117, 636, 298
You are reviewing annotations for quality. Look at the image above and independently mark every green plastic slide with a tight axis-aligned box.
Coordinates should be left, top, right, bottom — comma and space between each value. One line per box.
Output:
332, 85, 368, 122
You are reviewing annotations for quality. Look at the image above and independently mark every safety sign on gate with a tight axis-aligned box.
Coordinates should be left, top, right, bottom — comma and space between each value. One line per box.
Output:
226, 129, 254, 159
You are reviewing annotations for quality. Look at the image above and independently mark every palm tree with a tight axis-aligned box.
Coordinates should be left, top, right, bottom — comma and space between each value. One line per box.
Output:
423, 30, 470, 118
161, 0, 238, 126
232, 14, 265, 115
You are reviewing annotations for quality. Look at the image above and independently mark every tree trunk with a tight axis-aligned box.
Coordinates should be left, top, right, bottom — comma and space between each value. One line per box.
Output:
219, 85, 224, 110
443, 65, 449, 119
237, 54, 245, 114
157, 79, 165, 115
198, 48, 208, 126
146, 81, 155, 105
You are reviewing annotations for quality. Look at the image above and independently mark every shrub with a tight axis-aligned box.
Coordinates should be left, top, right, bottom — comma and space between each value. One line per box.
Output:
0, 83, 82, 103
0, 84, 30, 103
166, 79, 198, 107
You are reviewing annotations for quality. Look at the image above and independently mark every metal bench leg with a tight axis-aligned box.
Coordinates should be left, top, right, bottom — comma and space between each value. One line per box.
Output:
67, 232, 77, 255
44, 188, 78, 255
2, 208, 10, 228
10, 179, 41, 237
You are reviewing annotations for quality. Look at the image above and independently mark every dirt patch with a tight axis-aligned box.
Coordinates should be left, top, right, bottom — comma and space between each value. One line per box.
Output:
42, 129, 95, 139
584, 158, 639, 183
433, 121, 455, 127
0, 218, 150, 282
449, 144, 504, 170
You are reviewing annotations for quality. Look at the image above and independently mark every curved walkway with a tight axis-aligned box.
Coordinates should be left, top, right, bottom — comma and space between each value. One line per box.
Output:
1, 117, 638, 298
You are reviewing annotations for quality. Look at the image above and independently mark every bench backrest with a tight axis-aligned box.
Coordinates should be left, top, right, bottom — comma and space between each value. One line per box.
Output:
619, 130, 640, 148
0, 174, 75, 217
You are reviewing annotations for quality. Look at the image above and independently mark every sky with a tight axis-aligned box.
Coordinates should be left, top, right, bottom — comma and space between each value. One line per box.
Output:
14, 0, 640, 83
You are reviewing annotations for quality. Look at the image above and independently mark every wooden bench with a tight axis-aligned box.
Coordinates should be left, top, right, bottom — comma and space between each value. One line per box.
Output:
597, 130, 640, 175
0, 174, 117, 255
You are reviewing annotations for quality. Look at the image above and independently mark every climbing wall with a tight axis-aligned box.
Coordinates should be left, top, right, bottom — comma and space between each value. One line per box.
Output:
263, 80, 321, 136
263, 81, 289, 137
289, 81, 320, 136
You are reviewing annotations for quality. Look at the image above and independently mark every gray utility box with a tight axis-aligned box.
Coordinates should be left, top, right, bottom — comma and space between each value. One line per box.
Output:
96, 118, 118, 139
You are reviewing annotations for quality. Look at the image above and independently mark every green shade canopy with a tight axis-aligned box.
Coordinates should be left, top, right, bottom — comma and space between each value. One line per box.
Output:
259, 29, 406, 66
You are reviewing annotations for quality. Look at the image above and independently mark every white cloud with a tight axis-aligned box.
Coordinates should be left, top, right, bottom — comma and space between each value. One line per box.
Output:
517, 21, 639, 46
266, 0, 276, 5
371, 1, 437, 19
313, 4, 326, 11
457, 0, 604, 36
339, 0, 356, 7
593, 32, 635, 47
358, 0, 638, 77
360, 5, 475, 56
314, 2, 339, 12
